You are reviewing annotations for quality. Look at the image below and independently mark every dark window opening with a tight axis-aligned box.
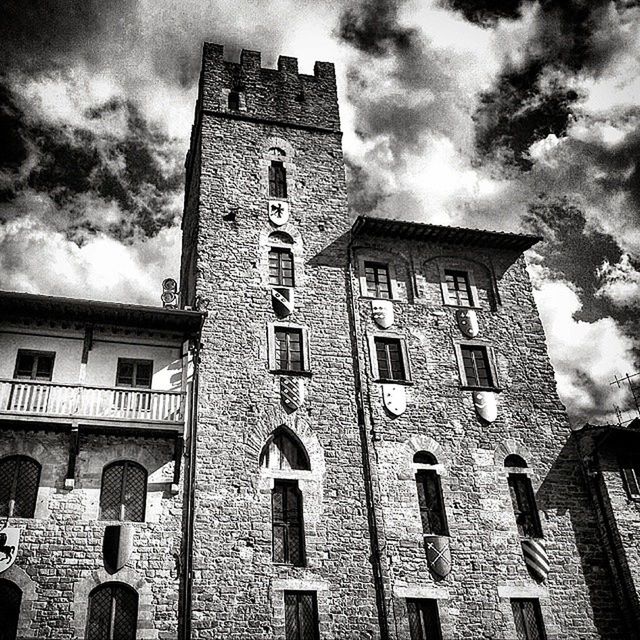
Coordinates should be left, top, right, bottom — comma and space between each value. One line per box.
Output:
508, 474, 542, 538
14, 350, 54, 381
511, 599, 547, 640
444, 269, 473, 306
269, 247, 295, 287
285, 591, 319, 640
407, 598, 442, 640
460, 345, 493, 388
269, 161, 287, 198
0, 455, 41, 518
375, 337, 406, 381
415, 470, 448, 536
116, 359, 152, 388
364, 261, 391, 298
228, 90, 240, 110
275, 328, 303, 372
620, 457, 640, 499
273, 481, 305, 566
0, 579, 22, 640
86, 583, 138, 640
413, 451, 438, 465
505, 454, 528, 468
99, 461, 147, 522
261, 428, 310, 471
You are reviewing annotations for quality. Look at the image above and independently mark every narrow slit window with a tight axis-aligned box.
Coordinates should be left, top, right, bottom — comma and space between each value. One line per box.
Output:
86, 583, 138, 640
269, 161, 287, 198
511, 599, 547, 640
284, 591, 319, 640
272, 480, 305, 566
228, 90, 240, 111
269, 247, 295, 287
620, 457, 640, 499
0, 455, 41, 518
407, 598, 442, 640
275, 328, 303, 372
415, 470, 448, 536
460, 345, 493, 388
99, 461, 147, 522
444, 269, 473, 306
364, 261, 391, 298
374, 337, 406, 381
508, 473, 543, 538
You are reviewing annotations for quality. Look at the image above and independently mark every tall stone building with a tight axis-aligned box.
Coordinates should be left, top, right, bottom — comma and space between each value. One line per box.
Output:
178, 43, 635, 640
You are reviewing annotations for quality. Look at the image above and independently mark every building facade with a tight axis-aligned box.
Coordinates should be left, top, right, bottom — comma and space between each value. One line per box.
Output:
1, 42, 639, 639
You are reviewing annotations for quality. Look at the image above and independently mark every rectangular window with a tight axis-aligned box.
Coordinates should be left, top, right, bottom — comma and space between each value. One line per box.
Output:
272, 480, 305, 566
275, 328, 303, 372
620, 458, 640, 499
269, 161, 287, 198
511, 599, 547, 640
375, 337, 406, 381
508, 474, 543, 538
269, 247, 295, 287
416, 471, 448, 536
364, 261, 391, 298
284, 591, 319, 640
444, 269, 473, 306
407, 599, 442, 640
116, 359, 153, 388
14, 350, 55, 381
460, 345, 493, 388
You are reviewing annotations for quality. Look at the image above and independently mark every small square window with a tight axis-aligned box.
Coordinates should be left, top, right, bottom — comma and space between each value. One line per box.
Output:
511, 599, 547, 640
444, 269, 473, 306
459, 345, 494, 388
269, 247, 295, 287
374, 337, 408, 382
269, 325, 310, 374
14, 350, 55, 381
364, 261, 391, 299
620, 458, 640, 499
116, 359, 153, 388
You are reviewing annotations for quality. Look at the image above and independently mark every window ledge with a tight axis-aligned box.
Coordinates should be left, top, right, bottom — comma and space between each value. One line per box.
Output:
374, 378, 413, 386
270, 369, 312, 378
272, 562, 307, 568
360, 296, 399, 302
443, 303, 482, 311
460, 385, 502, 393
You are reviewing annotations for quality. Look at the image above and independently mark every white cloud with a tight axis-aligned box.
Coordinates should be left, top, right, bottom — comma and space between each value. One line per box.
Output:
596, 253, 640, 308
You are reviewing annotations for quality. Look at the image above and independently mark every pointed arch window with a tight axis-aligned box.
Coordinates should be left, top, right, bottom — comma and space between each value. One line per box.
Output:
86, 583, 138, 640
99, 461, 147, 522
0, 455, 41, 518
0, 579, 21, 640
261, 429, 310, 471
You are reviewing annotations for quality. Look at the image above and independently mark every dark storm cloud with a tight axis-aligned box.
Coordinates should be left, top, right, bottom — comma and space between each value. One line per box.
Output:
441, 0, 524, 25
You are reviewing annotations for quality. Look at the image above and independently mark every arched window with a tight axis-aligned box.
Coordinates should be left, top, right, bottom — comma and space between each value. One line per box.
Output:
99, 461, 147, 522
0, 455, 41, 518
413, 451, 437, 465
0, 579, 22, 640
86, 583, 138, 640
505, 457, 542, 539
260, 428, 310, 471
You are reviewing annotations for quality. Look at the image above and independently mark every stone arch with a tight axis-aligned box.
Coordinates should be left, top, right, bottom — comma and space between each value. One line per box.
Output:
260, 425, 311, 471
1, 564, 37, 638
494, 440, 532, 467
406, 435, 447, 468
264, 136, 294, 159
73, 566, 157, 639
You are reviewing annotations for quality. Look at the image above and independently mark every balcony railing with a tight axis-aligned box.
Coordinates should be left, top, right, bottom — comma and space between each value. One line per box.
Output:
0, 379, 184, 427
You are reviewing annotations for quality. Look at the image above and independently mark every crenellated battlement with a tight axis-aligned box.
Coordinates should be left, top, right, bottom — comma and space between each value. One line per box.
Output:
197, 42, 340, 131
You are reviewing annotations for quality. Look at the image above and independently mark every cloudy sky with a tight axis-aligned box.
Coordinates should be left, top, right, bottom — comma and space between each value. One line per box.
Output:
1, 0, 640, 425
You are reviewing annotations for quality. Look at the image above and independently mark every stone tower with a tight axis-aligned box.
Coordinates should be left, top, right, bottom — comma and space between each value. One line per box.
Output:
181, 43, 629, 639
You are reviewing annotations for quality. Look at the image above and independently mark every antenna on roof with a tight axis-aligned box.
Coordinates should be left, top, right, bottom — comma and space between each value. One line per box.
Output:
161, 278, 179, 309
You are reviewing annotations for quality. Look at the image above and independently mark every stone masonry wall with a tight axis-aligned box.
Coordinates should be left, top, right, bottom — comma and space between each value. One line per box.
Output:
0, 428, 183, 639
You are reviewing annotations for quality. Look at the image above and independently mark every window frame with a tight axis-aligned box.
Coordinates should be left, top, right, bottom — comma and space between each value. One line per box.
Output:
511, 598, 547, 640
115, 359, 153, 389
620, 457, 640, 500
507, 471, 543, 539
269, 246, 295, 287
269, 160, 288, 199
267, 323, 311, 375
415, 469, 449, 536
438, 261, 479, 308
0, 455, 41, 519
454, 342, 499, 390
406, 598, 443, 640
272, 479, 306, 566
284, 590, 319, 640
99, 460, 148, 523
363, 260, 392, 299
368, 334, 412, 383
13, 350, 55, 381
86, 582, 138, 640
357, 253, 399, 300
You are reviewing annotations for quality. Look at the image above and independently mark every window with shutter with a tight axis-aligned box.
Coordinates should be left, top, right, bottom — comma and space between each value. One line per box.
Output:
508, 474, 542, 538
275, 328, 304, 372
0, 455, 41, 518
272, 480, 305, 566
374, 337, 407, 381
0, 579, 22, 640
269, 161, 287, 198
14, 350, 55, 380
444, 269, 473, 306
460, 345, 493, 388
415, 470, 448, 536
269, 247, 295, 287
284, 591, 319, 640
86, 583, 138, 640
511, 599, 547, 640
407, 599, 442, 640
364, 261, 392, 298
99, 461, 147, 522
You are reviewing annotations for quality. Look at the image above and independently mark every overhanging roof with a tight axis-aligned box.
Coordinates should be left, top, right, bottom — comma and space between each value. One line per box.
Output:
0, 290, 205, 334
351, 215, 541, 251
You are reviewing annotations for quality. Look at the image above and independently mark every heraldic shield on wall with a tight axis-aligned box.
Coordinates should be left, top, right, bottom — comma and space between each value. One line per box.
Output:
103, 524, 134, 575
0, 528, 20, 572
382, 383, 406, 416
280, 377, 304, 412
521, 538, 549, 582
272, 287, 294, 318
455, 308, 479, 338
473, 391, 497, 423
424, 534, 451, 579
371, 299, 394, 329
268, 200, 289, 226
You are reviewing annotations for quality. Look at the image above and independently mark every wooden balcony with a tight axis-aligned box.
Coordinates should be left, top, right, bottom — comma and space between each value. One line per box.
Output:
0, 379, 185, 432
